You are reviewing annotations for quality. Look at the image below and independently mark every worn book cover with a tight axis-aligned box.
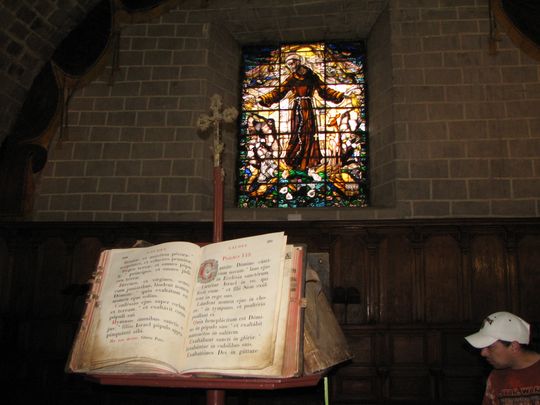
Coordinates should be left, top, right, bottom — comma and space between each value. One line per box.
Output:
303, 268, 353, 375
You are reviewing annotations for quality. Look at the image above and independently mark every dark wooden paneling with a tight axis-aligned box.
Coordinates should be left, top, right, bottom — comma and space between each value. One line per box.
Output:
518, 235, 540, 320
470, 234, 508, 319
0, 219, 539, 404
379, 234, 414, 323
424, 235, 461, 323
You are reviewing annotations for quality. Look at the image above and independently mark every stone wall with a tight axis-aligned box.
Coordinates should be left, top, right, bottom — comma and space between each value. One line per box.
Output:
31, 0, 540, 221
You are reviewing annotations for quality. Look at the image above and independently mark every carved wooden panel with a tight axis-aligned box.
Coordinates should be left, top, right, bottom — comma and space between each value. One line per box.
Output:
518, 235, 540, 322
387, 368, 432, 401
33, 238, 71, 318
378, 234, 414, 323
470, 234, 508, 319
390, 333, 426, 365
330, 233, 368, 324
333, 366, 380, 403
424, 234, 462, 323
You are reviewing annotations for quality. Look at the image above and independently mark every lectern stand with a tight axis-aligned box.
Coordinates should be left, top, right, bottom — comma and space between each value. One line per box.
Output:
86, 150, 324, 405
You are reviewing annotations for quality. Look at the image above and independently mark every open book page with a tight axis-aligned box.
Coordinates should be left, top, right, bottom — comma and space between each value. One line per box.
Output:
221, 244, 294, 377
181, 232, 288, 374
69, 241, 201, 373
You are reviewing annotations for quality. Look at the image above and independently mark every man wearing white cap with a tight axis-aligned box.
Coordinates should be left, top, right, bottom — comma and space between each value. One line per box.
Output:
465, 311, 540, 404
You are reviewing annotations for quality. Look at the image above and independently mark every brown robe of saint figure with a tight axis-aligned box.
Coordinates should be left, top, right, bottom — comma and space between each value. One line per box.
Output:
258, 54, 344, 171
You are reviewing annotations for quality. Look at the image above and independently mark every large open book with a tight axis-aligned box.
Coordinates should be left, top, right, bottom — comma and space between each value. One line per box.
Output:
67, 232, 306, 378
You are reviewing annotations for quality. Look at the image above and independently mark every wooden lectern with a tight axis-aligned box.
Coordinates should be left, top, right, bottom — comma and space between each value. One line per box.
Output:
87, 132, 324, 405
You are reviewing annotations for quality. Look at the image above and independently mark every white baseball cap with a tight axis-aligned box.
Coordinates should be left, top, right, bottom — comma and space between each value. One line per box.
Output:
465, 311, 530, 349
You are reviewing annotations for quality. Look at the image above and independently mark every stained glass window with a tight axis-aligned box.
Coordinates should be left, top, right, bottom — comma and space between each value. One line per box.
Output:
238, 42, 368, 208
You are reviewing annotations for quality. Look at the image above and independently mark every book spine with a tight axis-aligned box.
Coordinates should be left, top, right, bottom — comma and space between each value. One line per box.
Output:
66, 250, 110, 372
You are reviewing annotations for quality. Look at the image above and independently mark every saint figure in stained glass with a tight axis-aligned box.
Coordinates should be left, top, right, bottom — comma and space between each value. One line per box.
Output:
238, 42, 368, 208
258, 53, 345, 171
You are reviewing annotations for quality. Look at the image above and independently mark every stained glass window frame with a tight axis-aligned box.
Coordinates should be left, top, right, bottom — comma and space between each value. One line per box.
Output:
237, 42, 369, 208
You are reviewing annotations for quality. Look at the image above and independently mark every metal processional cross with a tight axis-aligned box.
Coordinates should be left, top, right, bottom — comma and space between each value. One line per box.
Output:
197, 94, 238, 242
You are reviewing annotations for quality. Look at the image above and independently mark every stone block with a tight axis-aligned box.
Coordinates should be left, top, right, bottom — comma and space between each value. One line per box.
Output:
450, 159, 489, 178
85, 161, 115, 176
422, 36, 459, 52
163, 142, 194, 159
127, 177, 160, 193
171, 159, 196, 176
170, 194, 195, 210
141, 160, 172, 176
88, 127, 121, 142
148, 97, 179, 110
469, 179, 511, 199
141, 81, 169, 96
126, 66, 152, 81
506, 101, 540, 118
136, 111, 167, 127
123, 212, 159, 221
175, 24, 206, 38
464, 103, 506, 120
50, 194, 82, 211
467, 140, 508, 158
115, 160, 142, 176
513, 179, 540, 198
404, 85, 445, 103
451, 201, 490, 216
130, 37, 157, 51
40, 178, 68, 194
432, 179, 467, 199
491, 159, 534, 178
491, 200, 537, 216
111, 194, 138, 211
410, 160, 449, 178
120, 127, 145, 142
68, 177, 98, 193
110, 81, 141, 97
430, 142, 466, 158
107, 111, 137, 126
167, 111, 193, 127
79, 112, 107, 126
147, 23, 176, 37
103, 143, 130, 159
98, 178, 126, 193
428, 103, 464, 120
412, 201, 450, 217
139, 194, 169, 211
145, 128, 176, 142
441, 20, 478, 34
131, 143, 163, 159
172, 49, 207, 65
73, 143, 103, 160
125, 97, 147, 110
396, 179, 430, 199
152, 66, 181, 80
445, 85, 485, 102
448, 120, 488, 140
488, 120, 529, 139
54, 161, 86, 177
161, 177, 188, 193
